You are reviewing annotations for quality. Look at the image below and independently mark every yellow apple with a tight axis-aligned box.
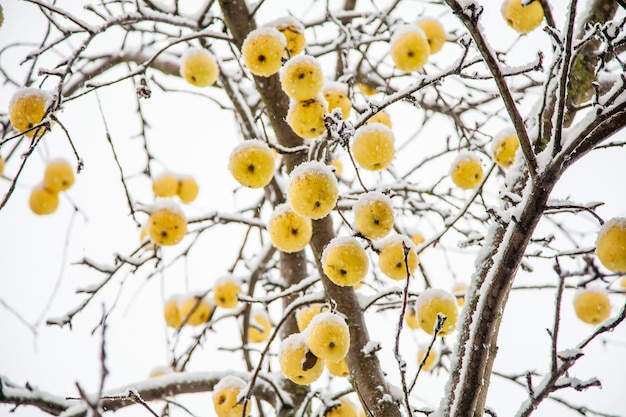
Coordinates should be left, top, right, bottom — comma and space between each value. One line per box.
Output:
417, 346, 437, 371
268, 203, 312, 253
287, 161, 339, 220
280, 55, 324, 101
322, 236, 369, 287
418, 19, 446, 54
405, 307, 420, 330
492, 129, 519, 169
352, 124, 395, 171
146, 202, 188, 246
179, 294, 213, 326
287, 96, 328, 139
163, 295, 182, 328
322, 82, 351, 120
177, 176, 199, 203
573, 288, 611, 325
326, 358, 350, 377
296, 303, 328, 332
152, 173, 179, 198
271, 16, 306, 56
179, 47, 219, 87
324, 398, 358, 417
390, 25, 430, 72
228, 139, 275, 188
213, 276, 242, 309
248, 310, 272, 343
9, 88, 52, 138
353, 191, 394, 240
305, 311, 350, 362
242, 27, 286, 77
366, 110, 392, 128
376, 235, 418, 280
279, 333, 324, 385
450, 152, 484, 190
415, 288, 458, 336
29, 186, 59, 215
596, 218, 626, 273
43, 159, 75, 192
502, 0, 544, 34
212, 376, 252, 417
452, 283, 467, 307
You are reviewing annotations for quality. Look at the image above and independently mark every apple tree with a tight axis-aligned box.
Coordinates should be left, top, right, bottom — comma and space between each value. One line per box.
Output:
1, 0, 626, 417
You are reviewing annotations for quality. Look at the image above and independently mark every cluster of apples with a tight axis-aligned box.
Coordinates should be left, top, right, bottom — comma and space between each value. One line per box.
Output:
152, 172, 199, 204
571, 217, 626, 324
28, 159, 75, 215
279, 306, 350, 384
390, 18, 446, 73
163, 277, 244, 328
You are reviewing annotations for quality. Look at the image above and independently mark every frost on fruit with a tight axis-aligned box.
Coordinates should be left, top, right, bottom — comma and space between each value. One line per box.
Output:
177, 176, 199, 203
322, 82, 351, 120
329, 158, 344, 176
287, 161, 339, 220
305, 311, 350, 362
450, 151, 484, 190
29, 186, 59, 215
324, 397, 358, 417
279, 332, 324, 385
152, 173, 179, 198
268, 203, 313, 253
418, 19, 447, 54
241, 27, 286, 77
213, 276, 242, 309
179, 47, 219, 87
390, 24, 430, 72
417, 346, 437, 371
269, 16, 306, 56
280, 55, 324, 101
296, 303, 328, 332
573, 288, 611, 325
376, 235, 418, 280
366, 110, 392, 128
353, 191, 394, 240
248, 310, 272, 343
352, 124, 395, 171
491, 129, 519, 169
163, 295, 182, 328
179, 294, 213, 326
415, 288, 459, 336
212, 376, 252, 417
9, 88, 53, 138
43, 159, 75, 192
228, 140, 275, 188
287, 95, 329, 139
595, 217, 626, 273
502, 0, 544, 34
147, 201, 188, 246
322, 236, 369, 287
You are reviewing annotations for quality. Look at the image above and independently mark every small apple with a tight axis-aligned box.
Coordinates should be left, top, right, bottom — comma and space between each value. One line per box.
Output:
287, 161, 339, 220
242, 28, 286, 77
501, 0, 544, 34
179, 47, 219, 87
279, 332, 324, 385
43, 159, 75, 192
390, 25, 430, 72
305, 311, 350, 362
268, 203, 312, 253
595, 217, 626, 273
322, 236, 369, 287
9, 88, 52, 138
573, 288, 611, 325
415, 288, 458, 336
228, 139, 275, 188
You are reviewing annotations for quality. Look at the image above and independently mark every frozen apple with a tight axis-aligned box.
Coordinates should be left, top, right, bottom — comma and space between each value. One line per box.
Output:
213, 276, 242, 309
9, 88, 52, 138
450, 152, 483, 190
241, 27, 286, 77
410, 231, 425, 247
390, 24, 430, 72
492, 129, 519, 169
296, 303, 328, 332
357, 82, 377, 96
418, 19, 446, 54
352, 124, 395, 171
326, 357, 350, 378
177, 176, 199, 203
268, 203, 312, 253
353, 191, 394, 240
29, 186, 59, 215
415, 288, 458, 336
324, 398, 358, 417
149, 366, 173, 378
366, 110, 392, 128
228, 140, 275, 188
417, 346, 437, 371
179, 293, 213, 326
376, 235, 419, 280
595, 217, 626, 273
152, 172, 179, 198
179, 47, 219, 87
163, 294, 183, 328
280, 55, 324, 101
502, 0, 544, 34
405, 307, 420, 330
212, 376, 252, 417
574, 288, 611, 325
322, 236, 369, 287
147, 202, 188, 246
322, 82, 351, 120
43, 159, 75, 192
279, 332, 324, 385
305, 311, 350, 362
329, 158, 343, 177
270, 16, 306, 56
287, 161, 338, 220
287, 96, 328, 139
248, 309, 272, 343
